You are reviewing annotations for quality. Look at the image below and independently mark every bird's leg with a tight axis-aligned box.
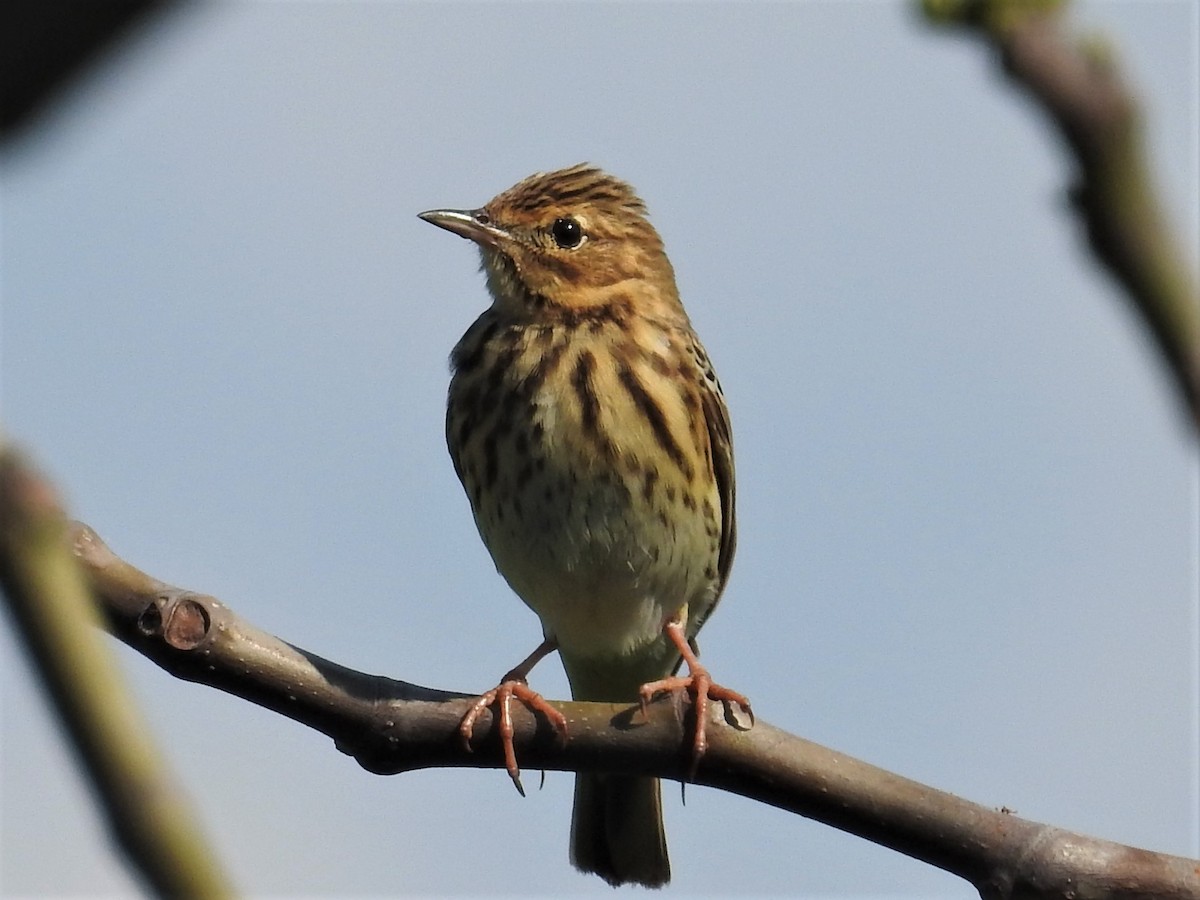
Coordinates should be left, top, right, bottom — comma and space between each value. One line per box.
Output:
459, 636, 567, 796
639, 619, 752, 779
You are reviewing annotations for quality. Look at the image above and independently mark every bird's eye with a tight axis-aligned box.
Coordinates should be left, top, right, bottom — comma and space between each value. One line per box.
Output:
550, 217, 584, 249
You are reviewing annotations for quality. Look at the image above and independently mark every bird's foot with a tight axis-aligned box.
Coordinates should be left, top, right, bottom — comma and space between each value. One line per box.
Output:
639, 666, 752, 778
639, 621, 753, 779
459, 674, 567, 797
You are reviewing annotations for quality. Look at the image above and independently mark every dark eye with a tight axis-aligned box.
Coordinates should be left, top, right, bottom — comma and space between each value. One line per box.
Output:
551, 217, 583, 249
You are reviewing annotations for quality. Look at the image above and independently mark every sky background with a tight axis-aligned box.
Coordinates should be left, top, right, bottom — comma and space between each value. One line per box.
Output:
2, 2, 1197, 897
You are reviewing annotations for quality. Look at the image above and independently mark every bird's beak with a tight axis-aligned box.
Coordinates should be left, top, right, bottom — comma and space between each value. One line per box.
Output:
418, 208, 510, 249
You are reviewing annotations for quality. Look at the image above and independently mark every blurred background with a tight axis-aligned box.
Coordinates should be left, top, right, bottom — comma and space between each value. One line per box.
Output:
2, 2, 1196, 897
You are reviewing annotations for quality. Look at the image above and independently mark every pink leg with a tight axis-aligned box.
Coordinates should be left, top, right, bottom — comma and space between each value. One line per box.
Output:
639, 620, 752, 778
459, 636, 567, 796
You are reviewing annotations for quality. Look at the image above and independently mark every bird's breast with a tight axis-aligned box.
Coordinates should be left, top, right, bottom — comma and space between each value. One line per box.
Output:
446, 314, 722, 660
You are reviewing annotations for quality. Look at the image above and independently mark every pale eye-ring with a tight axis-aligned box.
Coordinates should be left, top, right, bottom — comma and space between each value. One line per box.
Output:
550, 217, 584, 249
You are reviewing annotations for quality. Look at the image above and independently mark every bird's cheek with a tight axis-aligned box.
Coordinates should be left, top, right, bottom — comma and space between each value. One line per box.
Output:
515, 262, 567, 304
508, 251, 541, 285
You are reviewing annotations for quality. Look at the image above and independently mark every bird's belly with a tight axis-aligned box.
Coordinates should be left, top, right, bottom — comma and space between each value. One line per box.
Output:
475, 452, 714, 661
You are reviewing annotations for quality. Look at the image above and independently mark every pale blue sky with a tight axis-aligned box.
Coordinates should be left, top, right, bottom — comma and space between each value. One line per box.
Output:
2, 2, 1197, 896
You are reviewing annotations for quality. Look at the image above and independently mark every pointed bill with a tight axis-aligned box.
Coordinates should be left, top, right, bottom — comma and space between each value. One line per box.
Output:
418, 208, 510, 249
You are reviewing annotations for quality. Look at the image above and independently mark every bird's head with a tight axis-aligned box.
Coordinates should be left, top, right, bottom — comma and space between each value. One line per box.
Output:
420, 164, 684, 323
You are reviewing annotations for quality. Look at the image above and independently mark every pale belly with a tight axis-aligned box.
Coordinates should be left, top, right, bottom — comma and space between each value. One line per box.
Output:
475, 455, 716, 662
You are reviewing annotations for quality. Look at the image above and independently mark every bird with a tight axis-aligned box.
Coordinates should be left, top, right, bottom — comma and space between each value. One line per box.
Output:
419, 164, 748, 888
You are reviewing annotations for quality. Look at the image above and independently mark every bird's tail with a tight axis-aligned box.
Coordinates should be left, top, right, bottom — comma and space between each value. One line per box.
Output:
570, 772, 669, 888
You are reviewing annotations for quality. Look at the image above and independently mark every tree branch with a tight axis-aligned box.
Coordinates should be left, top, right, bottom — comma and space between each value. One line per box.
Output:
923, 0, 1200, 431
0, 449, 234, 899
69, 521, 1200, 899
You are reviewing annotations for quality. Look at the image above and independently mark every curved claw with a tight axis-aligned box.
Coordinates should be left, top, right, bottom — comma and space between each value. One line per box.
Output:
459, 679, 568, 796
640, 668, 751, 778
641, 620, 753, 780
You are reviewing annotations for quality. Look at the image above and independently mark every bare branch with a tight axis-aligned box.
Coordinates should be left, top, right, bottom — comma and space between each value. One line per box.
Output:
69, 521, 1200, 899
0, 449, 234, 899
923, 0, 1200, 431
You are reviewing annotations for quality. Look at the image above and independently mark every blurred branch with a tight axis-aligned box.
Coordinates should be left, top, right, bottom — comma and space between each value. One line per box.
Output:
0, 449, 234, 899
70, 521, 1200, 899
923, 0, 1200, 431
0, 0, 171, 141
